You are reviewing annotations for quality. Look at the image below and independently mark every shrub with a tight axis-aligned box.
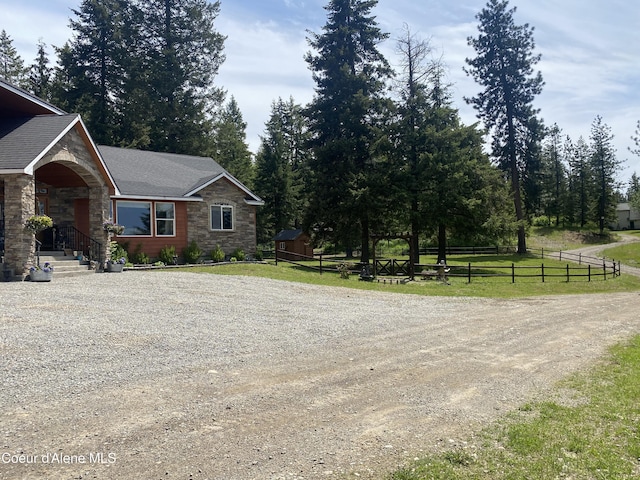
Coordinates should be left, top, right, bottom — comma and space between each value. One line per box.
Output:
182, 240, 202, 264
210, 245, 225, 262
230, 248, 245, 261
337, 262, 352, 279
159, 245, 177, 265
129, 243, 150, 264
253, 249, 263, 261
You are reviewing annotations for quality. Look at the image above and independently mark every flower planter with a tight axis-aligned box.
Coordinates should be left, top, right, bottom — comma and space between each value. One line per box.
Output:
30, 270, 53, 282
107, 263, 124, 273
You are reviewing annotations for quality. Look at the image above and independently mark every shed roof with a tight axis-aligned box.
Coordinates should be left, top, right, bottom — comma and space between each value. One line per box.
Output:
273, 229, 305, 241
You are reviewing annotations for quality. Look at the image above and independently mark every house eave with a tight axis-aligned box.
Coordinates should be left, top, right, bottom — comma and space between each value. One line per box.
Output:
185, 172, 263, 204
111, 194, 204, 202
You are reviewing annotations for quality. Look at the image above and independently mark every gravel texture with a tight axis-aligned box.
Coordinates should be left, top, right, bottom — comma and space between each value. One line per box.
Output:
1, 271, 639, 479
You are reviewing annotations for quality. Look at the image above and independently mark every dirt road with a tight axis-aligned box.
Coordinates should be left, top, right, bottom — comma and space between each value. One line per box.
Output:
1, 272, 639, 479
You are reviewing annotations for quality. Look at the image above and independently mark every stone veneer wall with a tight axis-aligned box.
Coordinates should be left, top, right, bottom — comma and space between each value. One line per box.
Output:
48, 186, 91, 227
187, 178, 257, 259
34, 129, 111, 264
2, 174, 36, 277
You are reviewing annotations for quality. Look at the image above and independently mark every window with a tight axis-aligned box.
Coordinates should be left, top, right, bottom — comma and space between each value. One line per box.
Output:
279, 242, 286, 251
155, 202, 175, 236
211, 205, 233, 231
116, 201, 151, 236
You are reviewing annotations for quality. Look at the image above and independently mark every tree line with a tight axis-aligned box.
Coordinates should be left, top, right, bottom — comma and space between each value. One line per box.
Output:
2, 0, 638, 262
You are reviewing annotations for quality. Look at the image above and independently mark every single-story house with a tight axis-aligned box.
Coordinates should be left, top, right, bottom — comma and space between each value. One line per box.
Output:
0, 77, 263, 280
99, 146, 263, 260
613, 203, 640, 230
273, 229, 313, 261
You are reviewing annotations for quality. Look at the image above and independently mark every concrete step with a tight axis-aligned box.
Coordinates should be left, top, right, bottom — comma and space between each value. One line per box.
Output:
36, 251, 97, 278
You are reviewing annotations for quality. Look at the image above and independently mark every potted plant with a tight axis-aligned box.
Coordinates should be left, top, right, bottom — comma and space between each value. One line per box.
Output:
29, 262, 54, 282
107, 257, 126, 272
106, 241, 128, 272
24, 215, 53, 234
103, 220, 125, 236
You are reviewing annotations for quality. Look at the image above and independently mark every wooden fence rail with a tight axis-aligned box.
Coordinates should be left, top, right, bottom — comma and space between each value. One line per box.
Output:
273, 247, 621, 283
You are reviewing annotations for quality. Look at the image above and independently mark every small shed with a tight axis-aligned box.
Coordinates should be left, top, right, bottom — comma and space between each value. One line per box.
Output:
273, 229, 313, 261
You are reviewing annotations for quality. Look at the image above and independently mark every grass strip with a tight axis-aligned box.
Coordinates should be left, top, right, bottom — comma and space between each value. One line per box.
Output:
390, 335, 640, 479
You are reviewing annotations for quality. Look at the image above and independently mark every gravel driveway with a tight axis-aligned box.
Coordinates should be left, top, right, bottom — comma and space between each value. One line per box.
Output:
1, 271, 639, 479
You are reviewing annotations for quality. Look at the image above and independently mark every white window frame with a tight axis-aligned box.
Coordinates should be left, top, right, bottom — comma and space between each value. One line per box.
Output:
116, 200, 152, 236
155, 202, 176, 237
210, 204, 234, 231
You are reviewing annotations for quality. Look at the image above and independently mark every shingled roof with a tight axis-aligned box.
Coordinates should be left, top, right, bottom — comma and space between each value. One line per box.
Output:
0, 114, 83, 173
98, 145, 263, 204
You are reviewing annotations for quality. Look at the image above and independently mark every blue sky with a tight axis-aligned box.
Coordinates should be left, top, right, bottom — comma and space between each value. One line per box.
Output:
2, 0, 639, 183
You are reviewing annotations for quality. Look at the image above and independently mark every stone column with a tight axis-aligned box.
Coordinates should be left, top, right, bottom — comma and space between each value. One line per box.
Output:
89, 184, 111, 266
3, 174, 35, 279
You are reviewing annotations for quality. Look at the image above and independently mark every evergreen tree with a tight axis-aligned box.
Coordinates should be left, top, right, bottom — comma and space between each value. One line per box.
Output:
391, 26, 438, 264
465, 0, 544, 253
628, 172, 640, 213
28, 39, 53, 101
539, 124, 568, 225
568, 136, 592, 227
254, 98, 310, 244
589, 115, 622, 233
304, 0, 392, 262
135, 0, 226, 154
56, 0, 129, 144
0, 29, 27, 87
211, 97, 254, 187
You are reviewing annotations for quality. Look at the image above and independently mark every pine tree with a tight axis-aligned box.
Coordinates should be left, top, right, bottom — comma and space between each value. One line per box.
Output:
539, 124, 568, 226
391, 26, 438, 264
211, 97, 254, 187
465, 0, 544, 253
589, 115, 622, 233
135, 0, 226, 154
0, 29, 28, 87
567, 137, 592, 227
254, 97, 310, 244
304, 0, 392, 261
28, 39, 53, 101
56, 0, 129, 144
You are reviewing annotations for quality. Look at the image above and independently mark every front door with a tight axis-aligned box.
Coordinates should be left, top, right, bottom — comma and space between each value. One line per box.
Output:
74, 198, 90, 237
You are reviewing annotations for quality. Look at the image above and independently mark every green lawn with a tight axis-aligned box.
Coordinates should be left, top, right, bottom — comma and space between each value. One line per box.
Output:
186, 253, 640, 298
601, 234, 640, 267
390, 335, 640, 480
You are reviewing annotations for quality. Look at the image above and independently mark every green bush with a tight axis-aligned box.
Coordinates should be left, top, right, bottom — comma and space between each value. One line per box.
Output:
230, 248, 245, 261
182, 240, 202, 264
210, 245, 225, 262
159, 245, 177, 265
129, 243, 150, 264
253, 249, 263, 261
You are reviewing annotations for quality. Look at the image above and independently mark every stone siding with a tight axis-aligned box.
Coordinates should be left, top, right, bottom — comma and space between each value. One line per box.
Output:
2, 174, 36, 278
187, 178, 257, 259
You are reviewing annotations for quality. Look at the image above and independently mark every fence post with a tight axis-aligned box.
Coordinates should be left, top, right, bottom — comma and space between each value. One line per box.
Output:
275, 247, 278, 266
603, 259, 607, 280
541, 247, 544, 259
588, 264, 591, 282
566, 264, 570, 282
579, 253, 582, 265
541, 263, 545, 283
468, 262, 471, 283
559, 251, 562, 262
512, 263, 515, 283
